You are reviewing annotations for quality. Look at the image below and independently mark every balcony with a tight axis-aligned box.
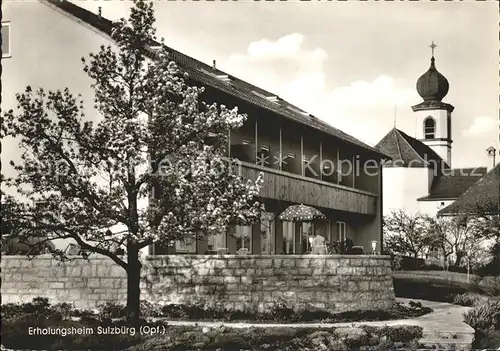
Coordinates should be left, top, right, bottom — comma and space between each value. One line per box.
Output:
236, 161, 378, 216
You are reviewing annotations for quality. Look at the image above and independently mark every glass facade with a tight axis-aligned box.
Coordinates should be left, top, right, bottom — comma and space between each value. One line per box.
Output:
207, 232, 226, 252
235, 225, 252, 252
260, 212, 275, 254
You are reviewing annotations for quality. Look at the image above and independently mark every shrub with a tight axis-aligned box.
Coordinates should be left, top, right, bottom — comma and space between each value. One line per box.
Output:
98, 301, 126, 319
480, 276, 500, 297
1, 298, 144, 350
363, 325, 423, 343
453, 293, 487, 307
266, 298, 296, 321
391, 255, 403, 271
140, 301, 162, 318
463, 299, 500, 330
472, 328, 500, 350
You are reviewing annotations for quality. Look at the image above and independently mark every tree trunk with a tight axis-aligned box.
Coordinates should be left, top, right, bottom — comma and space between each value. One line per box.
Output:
454, 250, 465, 268
126, 247, 142, 324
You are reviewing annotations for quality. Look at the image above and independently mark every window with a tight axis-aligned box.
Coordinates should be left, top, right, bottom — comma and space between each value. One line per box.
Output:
424, 117, 435, 139
235, 225, 252, 252
175, 239, 196, 253
208, 232, 226, 252
1, 22, 10, 58
257, 144, 270, 167
260, 212, 275, 254
337, 221, 347, 241
282, 221, 295, 254
301, 222, 313, 253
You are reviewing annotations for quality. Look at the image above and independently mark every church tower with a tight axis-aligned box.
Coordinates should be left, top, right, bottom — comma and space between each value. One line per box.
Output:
412, 42, 454, 167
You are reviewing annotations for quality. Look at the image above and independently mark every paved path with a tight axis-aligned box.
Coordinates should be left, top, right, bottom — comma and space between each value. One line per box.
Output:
160, 298, 471, 331
158, 298, 475, 349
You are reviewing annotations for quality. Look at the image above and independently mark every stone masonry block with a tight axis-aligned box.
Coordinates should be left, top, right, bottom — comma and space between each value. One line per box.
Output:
87, 278, 101, 288
241, 276, 253, 285
295, 259, 311, 268
272, 258, 283, 268
256, 259, 273, 268
312, 268, 325, 275
310, 259, 325, 268
298, 280, 313, 288
224, 276, 239, 284
226, 259, 241, 268
315, 291, 329, 302
240, 258, 257, 268
213, 260, 227, 269
298, 291, 314, 301
100, 279, 114, 288
298, 268, 313, 275
281, 259, 295, 268
81, 265, 95, 277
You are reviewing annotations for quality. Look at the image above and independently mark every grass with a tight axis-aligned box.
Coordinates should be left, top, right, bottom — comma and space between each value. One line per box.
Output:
394, 270, 478, 283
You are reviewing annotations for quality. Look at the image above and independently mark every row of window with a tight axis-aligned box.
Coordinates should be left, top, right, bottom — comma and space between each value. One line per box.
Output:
175, 218, 348, 254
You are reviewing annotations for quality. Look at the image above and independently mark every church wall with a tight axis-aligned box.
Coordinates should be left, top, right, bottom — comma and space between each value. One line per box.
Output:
418, 200, 454, 217
382, 167, 429, 216
414, 109, 449, 141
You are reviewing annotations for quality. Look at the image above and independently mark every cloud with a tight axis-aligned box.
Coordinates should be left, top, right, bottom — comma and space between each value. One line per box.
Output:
462, 116, 499, 137
223, 33, 419, 145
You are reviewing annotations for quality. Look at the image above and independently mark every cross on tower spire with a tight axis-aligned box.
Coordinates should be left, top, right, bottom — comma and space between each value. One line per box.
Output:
429, 41, 437, 57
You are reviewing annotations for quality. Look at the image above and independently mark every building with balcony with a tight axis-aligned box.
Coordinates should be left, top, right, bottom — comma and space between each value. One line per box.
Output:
2, 0, 388, 256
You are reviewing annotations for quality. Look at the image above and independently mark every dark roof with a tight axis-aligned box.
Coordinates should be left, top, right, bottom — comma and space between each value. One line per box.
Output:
416, 56, 449, 102
42, 0, 386, 158
375, 128, 447, 168
438, 163, 500, 216
417, 167, 488, 201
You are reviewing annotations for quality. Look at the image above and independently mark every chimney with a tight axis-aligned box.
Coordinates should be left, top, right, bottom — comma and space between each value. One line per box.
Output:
212, 60, 216, 70
98, 7, 102, 18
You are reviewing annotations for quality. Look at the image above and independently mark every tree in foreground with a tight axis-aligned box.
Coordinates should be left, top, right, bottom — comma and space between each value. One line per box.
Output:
1, 0, 263, 322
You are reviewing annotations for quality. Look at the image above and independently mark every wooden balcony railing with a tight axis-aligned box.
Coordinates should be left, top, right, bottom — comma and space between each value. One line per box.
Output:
235, 161, 378, 216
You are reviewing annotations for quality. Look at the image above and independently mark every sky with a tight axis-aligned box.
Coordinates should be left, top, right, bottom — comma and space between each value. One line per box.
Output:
3, 0, 498, 173
66, 0, 499, 169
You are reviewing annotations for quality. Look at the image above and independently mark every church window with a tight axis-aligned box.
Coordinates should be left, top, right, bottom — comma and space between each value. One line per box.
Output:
424, 117, 435, 139
1, 22, 11, 58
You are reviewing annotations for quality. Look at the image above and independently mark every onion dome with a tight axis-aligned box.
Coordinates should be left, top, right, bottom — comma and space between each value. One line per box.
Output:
416, 56, 449, 102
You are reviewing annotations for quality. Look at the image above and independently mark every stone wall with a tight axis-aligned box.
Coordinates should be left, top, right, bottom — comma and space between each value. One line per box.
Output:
1, 255, 395, 312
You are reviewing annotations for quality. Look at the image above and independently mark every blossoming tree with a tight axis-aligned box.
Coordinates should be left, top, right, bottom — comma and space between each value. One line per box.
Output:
1, 0, 263, 322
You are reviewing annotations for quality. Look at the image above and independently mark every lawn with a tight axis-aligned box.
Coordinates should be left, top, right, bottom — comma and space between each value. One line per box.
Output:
393, 270, 499, 302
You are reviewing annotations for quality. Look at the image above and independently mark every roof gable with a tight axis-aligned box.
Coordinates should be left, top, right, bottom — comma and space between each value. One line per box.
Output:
418, 167, 488, 201
376, 128, 447, 168
41, 0, 386, 158
438, 163, 500, 215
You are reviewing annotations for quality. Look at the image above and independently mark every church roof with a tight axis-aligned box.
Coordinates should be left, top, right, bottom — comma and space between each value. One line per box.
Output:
41, 0, 387, 159
438, 163, 500, 216
375, 128, 447, 168
417, 167, 488, 201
